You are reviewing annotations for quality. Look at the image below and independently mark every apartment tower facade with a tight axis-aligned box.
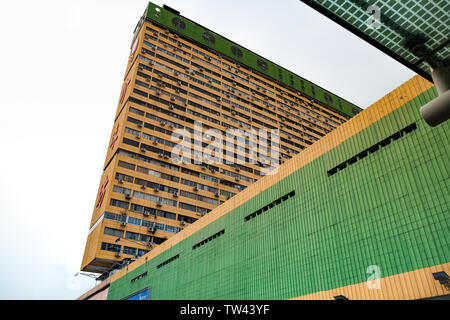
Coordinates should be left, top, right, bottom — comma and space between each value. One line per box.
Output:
81, 2, 361, 275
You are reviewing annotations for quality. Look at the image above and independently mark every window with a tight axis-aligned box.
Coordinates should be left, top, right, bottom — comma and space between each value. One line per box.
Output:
125, 231, 139, 241
118, 160, 136, 171
137, 249, 149, 257
122, 137, 139, 148
123, 246, 137, 256
110, 199, 129, 209
104, 227, 123, 238
101, 242, 121, 253
115, 172, 134, 183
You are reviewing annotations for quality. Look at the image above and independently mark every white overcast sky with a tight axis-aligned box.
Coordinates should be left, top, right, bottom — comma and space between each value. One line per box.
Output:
0, 0, 415, 299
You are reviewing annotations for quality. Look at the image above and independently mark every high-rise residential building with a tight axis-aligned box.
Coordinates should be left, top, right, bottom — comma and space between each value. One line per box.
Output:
81, 2, 362, 276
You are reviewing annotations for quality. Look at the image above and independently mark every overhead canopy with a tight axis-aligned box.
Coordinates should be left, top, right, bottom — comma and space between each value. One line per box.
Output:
299, 0, 450, 81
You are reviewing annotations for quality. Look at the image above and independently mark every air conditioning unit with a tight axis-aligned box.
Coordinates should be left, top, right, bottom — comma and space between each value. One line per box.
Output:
154, 187, 159, 192
135, 134, 140, 139
125, 192, 132, 200
173, 192, 178, 198
170, 96, 175, 101
140, 147, 146, 153
163, 154, 169, 159
169, 105, 174, 110
137, 123, 143, 128
214, 192, 219, 197
143, 210, 151, 216
156, 201, 162, 207
193, 186, 198, 192
118, 177, 123, 184
180, 220, 186, 226
235, 177, 240, 181
115, 251, 121, 258
121, 220, 127, 227
158, 153, 163, 157
148, 226, 156, 233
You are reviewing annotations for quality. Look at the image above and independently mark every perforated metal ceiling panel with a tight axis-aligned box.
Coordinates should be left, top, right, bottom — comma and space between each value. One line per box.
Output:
300, 0, 450, 81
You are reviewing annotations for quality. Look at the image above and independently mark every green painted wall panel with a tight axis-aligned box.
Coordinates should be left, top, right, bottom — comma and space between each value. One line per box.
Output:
108, 87, 449, 300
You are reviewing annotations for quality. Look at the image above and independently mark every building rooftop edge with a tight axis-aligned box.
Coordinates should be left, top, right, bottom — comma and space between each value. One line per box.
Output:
140, 1, 363, 118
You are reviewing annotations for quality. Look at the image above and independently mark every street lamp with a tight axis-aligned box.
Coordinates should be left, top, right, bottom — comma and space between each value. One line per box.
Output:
74, 272, 100, 279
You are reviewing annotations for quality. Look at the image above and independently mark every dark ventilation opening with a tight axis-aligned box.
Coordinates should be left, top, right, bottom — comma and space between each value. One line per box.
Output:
131, 272, 147, 283
327, 122, 417, 176
245, 191, 296, 222
347, 156, 357, 165
358, 150, 368, 159
368, 144, 379, 153
379, 137, 392, 147
163, 5, 180, 15
337, 163, 347, 170
157, 254, 180, 269
192, 230, 225, 250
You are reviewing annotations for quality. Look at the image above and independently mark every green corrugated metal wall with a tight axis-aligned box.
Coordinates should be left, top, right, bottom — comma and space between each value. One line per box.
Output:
107, 86, 449, 299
